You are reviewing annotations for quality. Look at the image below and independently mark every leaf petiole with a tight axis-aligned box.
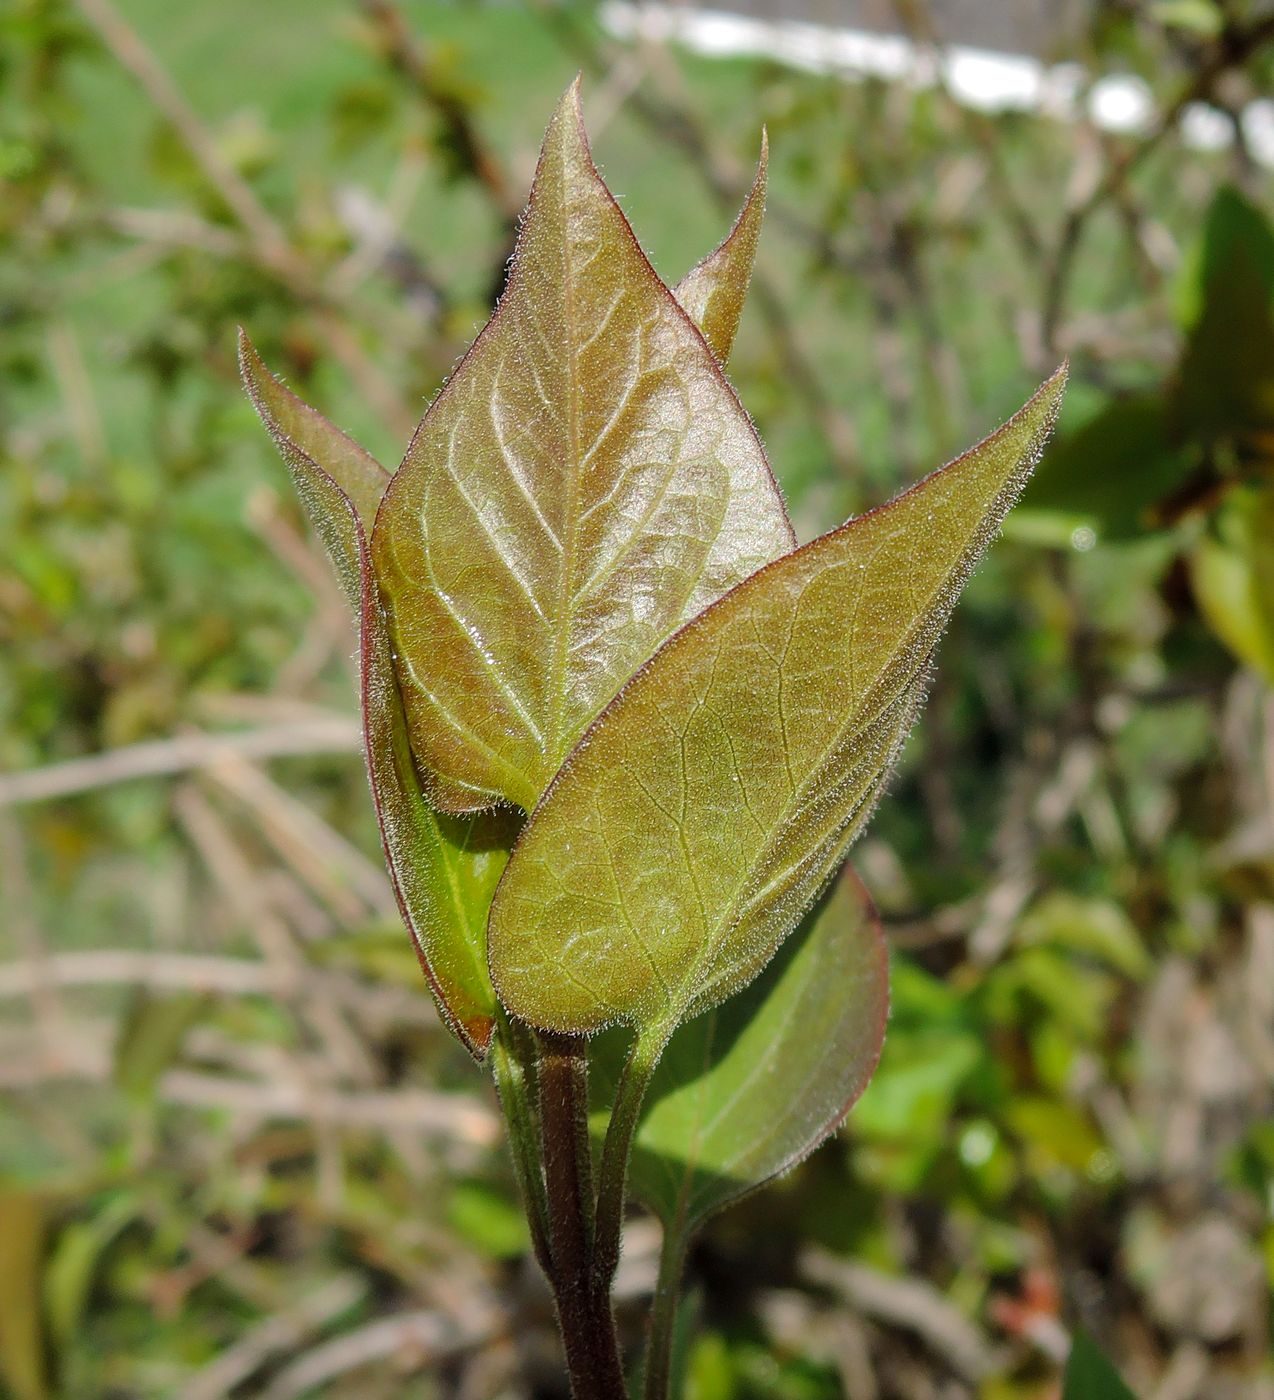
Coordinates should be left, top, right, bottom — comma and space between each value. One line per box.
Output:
489, 1012, 552, 1279
592, 1017, 676, 1297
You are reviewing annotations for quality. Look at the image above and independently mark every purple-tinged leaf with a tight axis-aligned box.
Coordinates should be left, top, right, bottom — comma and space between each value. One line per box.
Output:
489, 369, 1066, 1035
241, 333, 510, 1058
591, 866, 887, 1232
672, 136, 768, 365
371, 80, 794, 815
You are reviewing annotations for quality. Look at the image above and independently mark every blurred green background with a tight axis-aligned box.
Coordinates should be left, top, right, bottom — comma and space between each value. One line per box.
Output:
2, 0, 1273, 1396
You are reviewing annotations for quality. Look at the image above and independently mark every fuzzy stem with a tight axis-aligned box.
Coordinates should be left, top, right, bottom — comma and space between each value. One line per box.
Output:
535, 1029, 626, 1398
489, 1012, 553, 1280
592, 1021, 670, 1296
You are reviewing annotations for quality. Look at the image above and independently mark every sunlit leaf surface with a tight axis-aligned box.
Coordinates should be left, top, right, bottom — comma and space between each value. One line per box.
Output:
372, 81, 794, 814
672, 137, 767, 365
591, 868, 886, 1233
490, 369, 1065, 1034
241, 335, 511, 1057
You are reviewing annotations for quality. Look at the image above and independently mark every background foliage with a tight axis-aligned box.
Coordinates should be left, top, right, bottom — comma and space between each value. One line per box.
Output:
2, 1, 1273, 1396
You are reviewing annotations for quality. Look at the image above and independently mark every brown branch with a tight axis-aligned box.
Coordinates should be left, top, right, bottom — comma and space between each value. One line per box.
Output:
258, 1306, 504, 1400
358, 0, 519, 223
184, 1277, 367, 1400
1042, 13, 1274, 353
159, 1070, 499, 1144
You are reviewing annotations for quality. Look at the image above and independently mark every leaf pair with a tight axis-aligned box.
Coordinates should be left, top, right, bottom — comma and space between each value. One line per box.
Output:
240, 334, 511, 1055
489, 366, 1064, 1036
241, 80, 781, 1057
243, 78, 1064, 1061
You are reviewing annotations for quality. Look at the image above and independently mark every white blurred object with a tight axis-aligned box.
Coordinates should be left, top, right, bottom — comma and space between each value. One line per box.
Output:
601, 3, 1273, 166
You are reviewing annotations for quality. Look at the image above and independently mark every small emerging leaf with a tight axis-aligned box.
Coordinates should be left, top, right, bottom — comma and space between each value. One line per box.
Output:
240, 334, 512, 1058
672, 136, 767, 365
591, 867, 887, 1233
490, 369, 1065, 1034
240, 334, 389, 611
372, 80, 794, 814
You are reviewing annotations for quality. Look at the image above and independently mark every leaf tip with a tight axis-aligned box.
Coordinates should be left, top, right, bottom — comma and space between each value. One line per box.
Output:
1029, 359, 1070, 444
540, 74, 598, 186
236, 325, 259, 380
554, 72, 587, 135
237, 328, 275, 418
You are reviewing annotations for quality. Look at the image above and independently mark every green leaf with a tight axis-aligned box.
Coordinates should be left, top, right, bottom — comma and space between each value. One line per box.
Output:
446, 1180, 531, 1259
1062, 1330, 1136, 1400
238, 337, 390, 535
240, 333, 514, 1059
1177, 186, 1274, 332
371, 80, 794, 815
1173, 190, 1274, 445
0, 1191, 49, 1400
1020, 393, 1193, 542
489, 369, 1065, 1034
591, 867, 886, 1234
1017, 892, 1151, 979
672, 136, 767, 365
1151, 0, 1224, 37
1190, 483, 1274, 684
44, 1194, 138, 1347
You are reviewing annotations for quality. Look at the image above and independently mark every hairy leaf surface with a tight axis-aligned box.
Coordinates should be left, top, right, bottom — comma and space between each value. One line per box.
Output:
672, 137, 767, 365
241, 334, 510, 1058
591, 867, 886, 1232
372, 81, 794, 814
490, 369, 1065, 1034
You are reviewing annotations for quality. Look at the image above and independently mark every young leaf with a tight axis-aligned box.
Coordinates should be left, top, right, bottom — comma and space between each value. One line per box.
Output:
238, 337, 390, 534
113, 990, 207, 1100
371, 80, 794, 815
489, 369, 1065, 1034
672, 136, 767, 365
590, 867, 887, 1233
240, 333, 512, 1058
1177, 185, 1274, 331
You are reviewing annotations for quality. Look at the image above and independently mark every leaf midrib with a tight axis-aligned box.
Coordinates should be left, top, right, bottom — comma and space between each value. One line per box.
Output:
545, 137, 583, 791
657, 560, 949, 1026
